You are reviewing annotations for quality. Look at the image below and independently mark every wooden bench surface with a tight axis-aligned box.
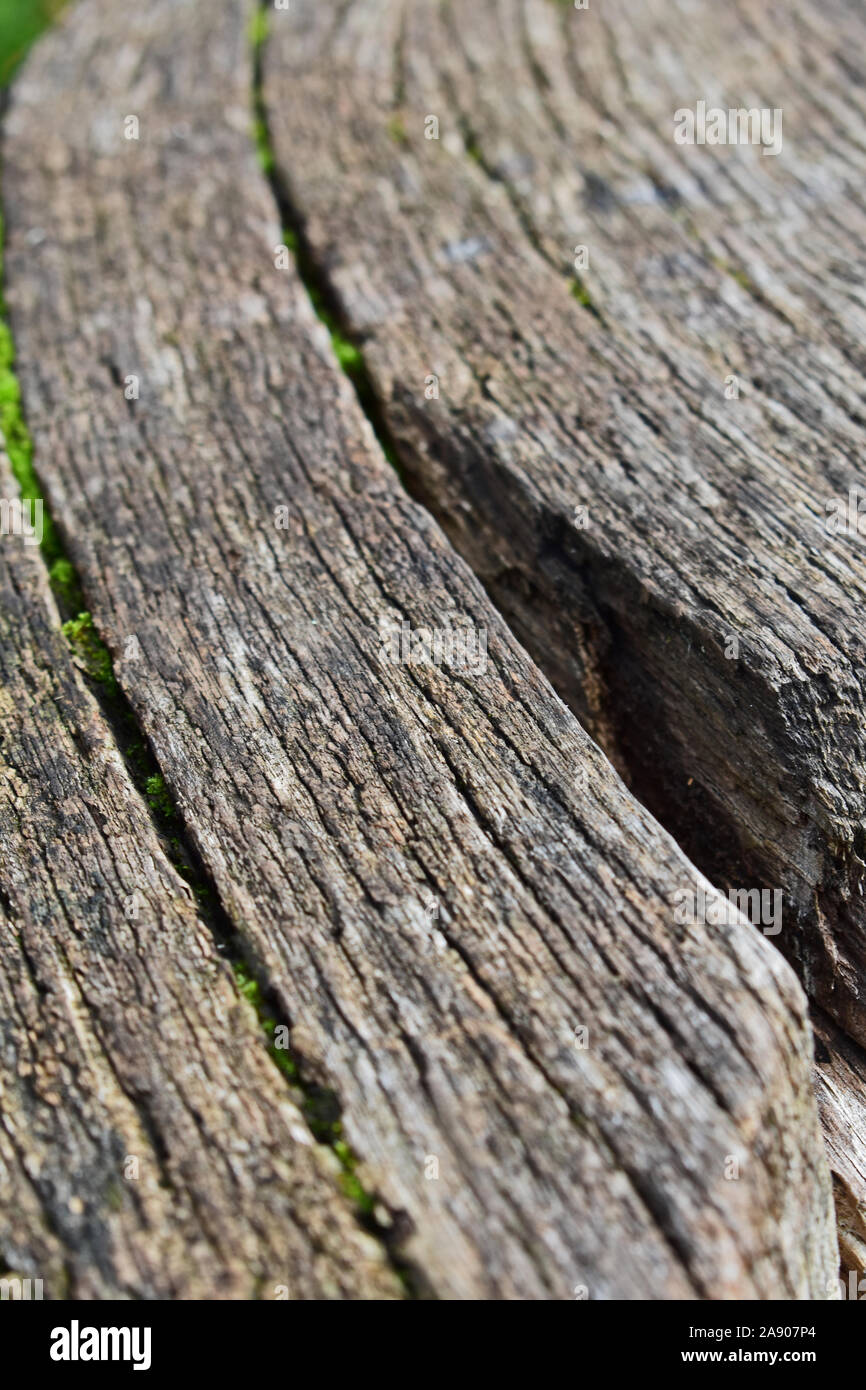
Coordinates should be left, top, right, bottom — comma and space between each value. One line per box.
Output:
0, 0, 863, 1299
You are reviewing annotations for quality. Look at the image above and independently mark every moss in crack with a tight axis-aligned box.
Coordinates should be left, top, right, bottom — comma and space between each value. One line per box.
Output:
233, 964, 333, 1125
0, 309, 60, 571
249, 10, 272, 172
248, 4, 268, 50
138, 770, 211, 905
332, 1138, 376, 1215
250, 9, 403, 476
233, 953, 424, 1292
464, 133, 484, 165
710, 252, 758, 297
387, 113, 409, 148
569, 277, 594, 309
145, 773, 175, 822
452, 117, 605, 324
61, 612, 118, 698
673, 209, 761, 300
48, 556, 83, 612
252, 117, 274, 174
232, 962, 298, 1084
274, 217, 386, 443
230, 959, 377, 1220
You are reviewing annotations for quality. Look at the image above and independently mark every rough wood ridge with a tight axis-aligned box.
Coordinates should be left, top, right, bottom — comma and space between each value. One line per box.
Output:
0, 0, 850, 1297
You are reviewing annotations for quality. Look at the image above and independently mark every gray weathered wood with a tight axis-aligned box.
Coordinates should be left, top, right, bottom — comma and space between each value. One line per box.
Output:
813, 1011, 866, 1286
0, 459, 400, 1300
263, 0, 866, 1051
0, 0, 839, 1297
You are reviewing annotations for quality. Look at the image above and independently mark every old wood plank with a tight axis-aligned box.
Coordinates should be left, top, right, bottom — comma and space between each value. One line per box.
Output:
0, 0, 839, 1296
0, 458, 400, 1300
813, 1010, 866, 1286
263, 0, 866, 1050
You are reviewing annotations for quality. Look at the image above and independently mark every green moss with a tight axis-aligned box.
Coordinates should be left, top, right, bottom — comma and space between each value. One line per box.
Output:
48, 556, 82, 611
334, 1140, 375, 1215
0, 0, 66, 87
230, 956, 378, 1215
248, 5, 269, 49
61, 611, 117, 697
144, 773, 175, 821
260, 1016, 297, 1081
332, 331, 363, 373
569, 277, 593, 307
248, 2, 271, 169
568, 275, 604, 323
275, 217, 400, 468
387, 113, 409, 147
124, 738, 149, 780
105, 1181, 124, 1213
232, 962, 296, 1079
710, 252, 758, 296
0, 282, 62, 568
250, 7, 404, 483
253, 116, 274, 174
233, 959, 260, 1003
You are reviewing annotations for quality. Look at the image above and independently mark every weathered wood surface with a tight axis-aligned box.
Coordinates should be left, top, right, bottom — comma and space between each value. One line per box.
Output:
0, 0, 840, 1297
263, 0, 866, 1051
0, 458, 399, 1300
813, 1010, 866, 1284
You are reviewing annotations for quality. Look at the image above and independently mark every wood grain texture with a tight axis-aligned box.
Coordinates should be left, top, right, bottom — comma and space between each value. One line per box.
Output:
263, 0, 866, 1049
0, 0, 839, 1297
813, 1011, 866, 1284
0, 457, 400, 1301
